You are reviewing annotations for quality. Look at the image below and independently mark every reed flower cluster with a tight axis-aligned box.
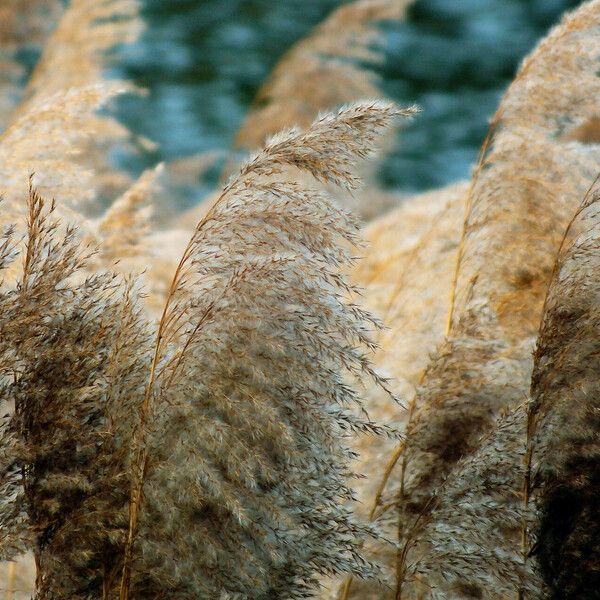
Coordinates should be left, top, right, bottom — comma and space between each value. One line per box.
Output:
2, 0, 600, 598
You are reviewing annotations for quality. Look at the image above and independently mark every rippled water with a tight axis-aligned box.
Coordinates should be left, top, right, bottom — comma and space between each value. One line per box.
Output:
112, 0, 582, 205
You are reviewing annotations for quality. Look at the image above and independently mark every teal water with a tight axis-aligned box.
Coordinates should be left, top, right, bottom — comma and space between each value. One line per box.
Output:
112, 0, 582, 204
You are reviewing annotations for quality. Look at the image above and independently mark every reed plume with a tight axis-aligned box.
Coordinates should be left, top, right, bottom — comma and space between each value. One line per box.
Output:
120, 100, 410, 600
367, 1, 600, 597
0, 0, 145, 231
97, 164, 163, 262
0, 0, 64, 131
0, 3, 151, 594
4, 1, 600, 597
19, 0, 146, 206
408, 402, 544, 599
234, 0, 411, 152
529, 184, 600, 598
0, 100, 407, 599
355, 182, 467, 406
21, 0, 142, 102
176, 0, 417, 231
0, 182, 152, 598
335, 182, 466, 599
220, 0, 413, 220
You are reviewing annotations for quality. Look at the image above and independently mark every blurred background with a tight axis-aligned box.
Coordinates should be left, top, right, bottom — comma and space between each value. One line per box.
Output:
20, 0, 583, 211
112, 0, 581, 205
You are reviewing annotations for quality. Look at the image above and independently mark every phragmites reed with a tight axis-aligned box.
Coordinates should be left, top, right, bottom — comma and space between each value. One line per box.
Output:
0, 0, 145, 228
0, 2, 151, 593
21, 0, 142, 102
174, 0, 416, 234
408, 402, 543, 599
5, 1, 600, 598
20, 0, 145, 204
120, 100, 411, 600
0, 182, 152, 598
0, 100, 408, 599
336, 182, 466, 599
224, 0, 412, 221
346, 1, 600, 598
0, 0, 64, 132
233, 0, 412, 152
97, 164, 163, 262
529, 184, 600, 598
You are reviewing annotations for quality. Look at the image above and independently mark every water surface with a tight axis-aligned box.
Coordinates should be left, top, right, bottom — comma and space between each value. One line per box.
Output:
113, 0, 583, 205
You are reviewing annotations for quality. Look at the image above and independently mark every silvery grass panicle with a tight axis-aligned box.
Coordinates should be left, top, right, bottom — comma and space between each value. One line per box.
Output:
123, 100, 413, 600
529, 186, 600, 598
0, 100, 411, 599
0, 183, 152, 598
379, 1, 600, 597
